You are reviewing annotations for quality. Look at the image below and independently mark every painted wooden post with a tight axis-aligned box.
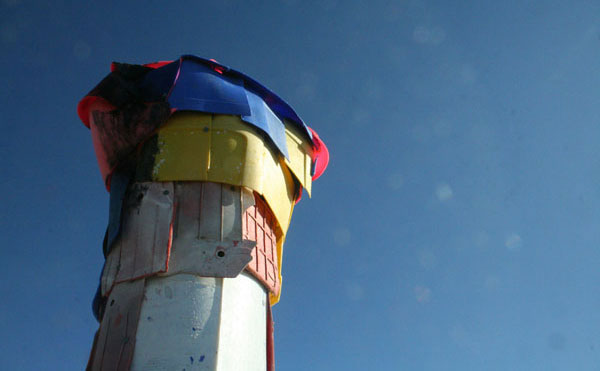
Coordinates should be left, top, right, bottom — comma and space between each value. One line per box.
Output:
78, 56, 328, 371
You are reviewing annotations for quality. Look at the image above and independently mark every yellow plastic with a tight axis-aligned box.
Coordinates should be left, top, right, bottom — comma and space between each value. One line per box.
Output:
270, 227, 289, 305
139, 111, 316, 304
283, 120, 313, 197
149, 112, 297, 236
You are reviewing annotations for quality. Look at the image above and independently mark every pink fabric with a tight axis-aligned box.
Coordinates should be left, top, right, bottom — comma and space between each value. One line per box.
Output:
308, 127, 329, 181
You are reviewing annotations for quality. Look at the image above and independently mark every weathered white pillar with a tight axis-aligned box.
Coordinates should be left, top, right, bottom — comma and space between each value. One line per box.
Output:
89, 182, 271, 371
79, 56, 328, 371
131, 272, 266, 370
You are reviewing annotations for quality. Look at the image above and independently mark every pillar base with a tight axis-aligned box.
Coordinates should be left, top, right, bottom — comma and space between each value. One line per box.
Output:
89, 272, 267, 371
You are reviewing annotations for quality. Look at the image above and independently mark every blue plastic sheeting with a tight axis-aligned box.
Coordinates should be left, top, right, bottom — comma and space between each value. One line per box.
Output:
139, 60, 180, 101
242, 89, 289, 159
105, 170, 131, 256
182, 55, 313, 142
92, 277, 104, 321
140, 55, 314, 159
168, 61, 251, 116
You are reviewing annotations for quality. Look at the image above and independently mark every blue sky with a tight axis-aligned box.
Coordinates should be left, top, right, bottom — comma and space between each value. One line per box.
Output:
2, 1, 600, 370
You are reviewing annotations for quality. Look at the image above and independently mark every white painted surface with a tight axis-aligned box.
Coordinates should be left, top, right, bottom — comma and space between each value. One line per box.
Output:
130, 273, 266, 371
168, 182, 254, 278
217, 273, 267, 370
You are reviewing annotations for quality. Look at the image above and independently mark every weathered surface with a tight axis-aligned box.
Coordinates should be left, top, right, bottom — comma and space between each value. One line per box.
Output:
102, 182, 174, 296
168, 182, 254, 277
88, 279, 146, 371
129, 273, 267, 371
243, 193, 280, 296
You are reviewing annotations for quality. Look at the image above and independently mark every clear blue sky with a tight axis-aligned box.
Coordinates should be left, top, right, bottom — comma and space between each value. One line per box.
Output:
2, 1, 600, 370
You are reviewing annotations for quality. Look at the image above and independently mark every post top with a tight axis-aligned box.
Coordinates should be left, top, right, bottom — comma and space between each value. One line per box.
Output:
77, 55, 329, 185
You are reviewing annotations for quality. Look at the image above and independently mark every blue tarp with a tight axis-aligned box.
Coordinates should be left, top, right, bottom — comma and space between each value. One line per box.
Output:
140, 55, 314, 159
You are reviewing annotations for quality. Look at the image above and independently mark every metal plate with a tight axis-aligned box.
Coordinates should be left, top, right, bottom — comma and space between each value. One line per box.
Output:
101, 182, 174, 296
167, 182, 254, 278
167, 239, 255, 278
88, 278, 146, 371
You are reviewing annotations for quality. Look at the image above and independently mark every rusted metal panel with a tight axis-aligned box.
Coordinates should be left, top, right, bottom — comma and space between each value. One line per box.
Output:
88, 279, 146, 371
101, 182, 174, 296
